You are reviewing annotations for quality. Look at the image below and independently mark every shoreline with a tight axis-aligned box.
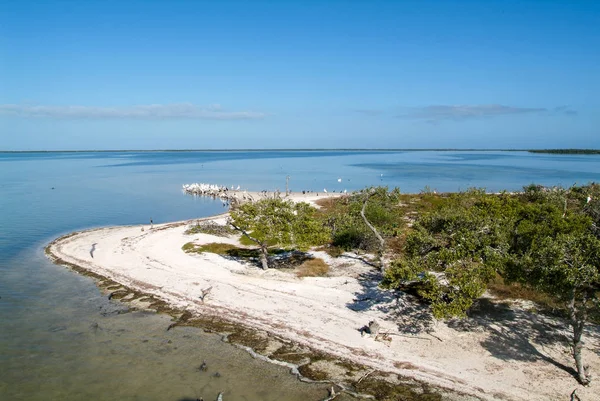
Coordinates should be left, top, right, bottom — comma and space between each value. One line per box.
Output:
44, 227, 471, 401
45, 199, 600, 401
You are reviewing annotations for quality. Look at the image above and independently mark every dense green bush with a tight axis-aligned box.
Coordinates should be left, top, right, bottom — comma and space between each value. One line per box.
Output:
382, 184, 600, 384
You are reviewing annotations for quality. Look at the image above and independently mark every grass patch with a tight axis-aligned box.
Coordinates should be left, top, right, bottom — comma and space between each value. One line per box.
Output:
296, 257, 329, 278
185, 221, 235, 236
198, 242, 241, 255
182, 242, 199, 252
487, 274, 561, 311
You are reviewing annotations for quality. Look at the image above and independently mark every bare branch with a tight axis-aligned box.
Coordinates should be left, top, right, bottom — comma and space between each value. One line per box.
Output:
360, 190, 386, 272
321, 387, 339, 401
357, 369, 375, 384
229, 219, 262, 247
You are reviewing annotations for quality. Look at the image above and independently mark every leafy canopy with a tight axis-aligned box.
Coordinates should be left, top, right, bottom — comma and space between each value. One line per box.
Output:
323, 186, 403, 252
230, 198, 329, 250
384, 185, 600, 320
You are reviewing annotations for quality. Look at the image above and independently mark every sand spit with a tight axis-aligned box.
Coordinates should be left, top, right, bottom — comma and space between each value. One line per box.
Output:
46, 206, 600, 400
183, 186, 346, 207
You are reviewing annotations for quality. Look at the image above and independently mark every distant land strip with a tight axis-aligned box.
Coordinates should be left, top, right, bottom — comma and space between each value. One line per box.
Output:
527, 149, 600, 155
0, 148, 598, 153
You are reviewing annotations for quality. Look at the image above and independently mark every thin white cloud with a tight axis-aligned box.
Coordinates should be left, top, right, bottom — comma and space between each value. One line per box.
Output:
552, 105, 578, 116
0, 103, 266, 120
398, 104, 547, 122
351, 104, 577, 122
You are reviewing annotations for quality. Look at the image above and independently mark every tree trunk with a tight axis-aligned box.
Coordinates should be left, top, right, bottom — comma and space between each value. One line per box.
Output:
573, 322, 589, 385
259, 245, 269, 270
569, 289, 591, 385
361, 193, 386, 272
229, 220, 270, 269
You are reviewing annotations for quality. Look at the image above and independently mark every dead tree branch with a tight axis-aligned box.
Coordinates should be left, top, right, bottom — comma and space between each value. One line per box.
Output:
357, 369, 375, 385
360, 191, 386, 272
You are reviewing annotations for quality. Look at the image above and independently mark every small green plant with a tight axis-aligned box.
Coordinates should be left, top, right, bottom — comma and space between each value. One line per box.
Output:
182, 242, 198, 252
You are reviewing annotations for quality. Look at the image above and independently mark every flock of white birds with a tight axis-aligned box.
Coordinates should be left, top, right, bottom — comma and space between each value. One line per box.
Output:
183, 178, 351, 201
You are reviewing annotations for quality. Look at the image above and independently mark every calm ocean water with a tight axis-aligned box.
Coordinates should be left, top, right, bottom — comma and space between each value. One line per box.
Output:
1, 150, 599, 400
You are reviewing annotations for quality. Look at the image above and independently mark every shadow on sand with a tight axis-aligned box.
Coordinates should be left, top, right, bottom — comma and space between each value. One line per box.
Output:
451, 298, 577, 378
346, 270, 436, 335
347, 269, 585, 379
339, 254, 378, 268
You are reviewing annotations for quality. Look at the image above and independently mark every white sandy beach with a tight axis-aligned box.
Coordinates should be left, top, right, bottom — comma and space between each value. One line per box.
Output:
47, 194, 600, 401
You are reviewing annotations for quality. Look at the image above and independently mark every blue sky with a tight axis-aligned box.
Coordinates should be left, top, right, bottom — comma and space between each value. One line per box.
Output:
1, 0, 598, 150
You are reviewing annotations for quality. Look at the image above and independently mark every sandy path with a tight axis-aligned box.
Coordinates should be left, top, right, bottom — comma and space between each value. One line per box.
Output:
48, 217, 600, 401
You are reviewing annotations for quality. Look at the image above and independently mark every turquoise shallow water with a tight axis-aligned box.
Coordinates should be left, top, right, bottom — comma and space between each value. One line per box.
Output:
1, 150, 599, 400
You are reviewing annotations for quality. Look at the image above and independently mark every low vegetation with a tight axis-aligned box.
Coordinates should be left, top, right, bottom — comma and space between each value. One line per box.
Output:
382, 184, 600, 384
219, 183, 600, 384
180, 183, 600, 384
296, 257, 329, 278
182, 242, 287, 258
184, 220, 235, 236
229, 198, 329, 269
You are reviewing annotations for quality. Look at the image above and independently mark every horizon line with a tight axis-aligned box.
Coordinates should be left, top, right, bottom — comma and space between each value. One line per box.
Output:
2, 148, 599, 153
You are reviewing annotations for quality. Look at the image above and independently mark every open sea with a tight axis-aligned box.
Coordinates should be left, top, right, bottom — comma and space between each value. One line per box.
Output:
1, 150, 600, 400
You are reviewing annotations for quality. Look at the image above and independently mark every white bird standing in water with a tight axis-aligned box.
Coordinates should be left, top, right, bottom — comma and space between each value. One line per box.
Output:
323, 188, 328, 193
337, 178, 342, 182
